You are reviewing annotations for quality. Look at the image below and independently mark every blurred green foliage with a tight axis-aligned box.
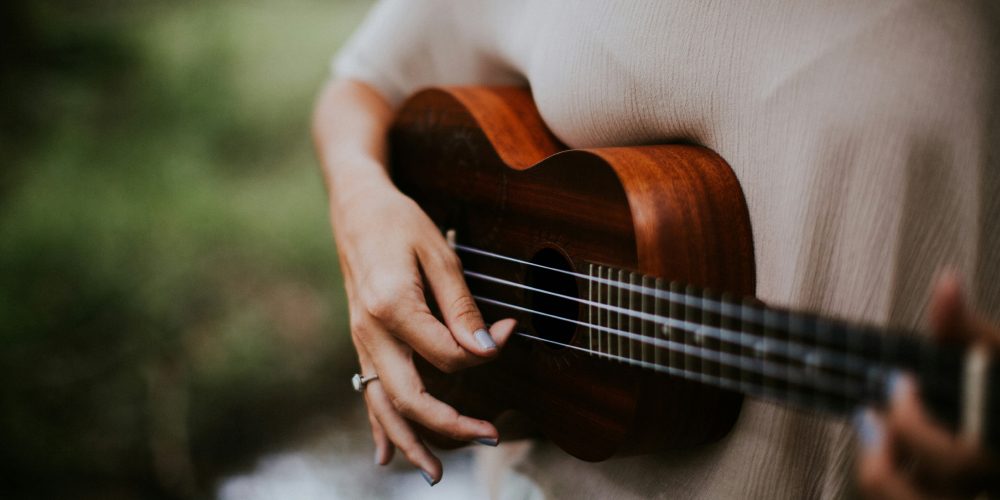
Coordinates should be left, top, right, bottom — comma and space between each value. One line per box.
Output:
0, 0, 374, 497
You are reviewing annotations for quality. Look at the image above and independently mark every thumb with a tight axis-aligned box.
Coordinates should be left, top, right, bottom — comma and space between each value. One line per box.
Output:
929, 269, 968, 343
928, 269, 1000, 351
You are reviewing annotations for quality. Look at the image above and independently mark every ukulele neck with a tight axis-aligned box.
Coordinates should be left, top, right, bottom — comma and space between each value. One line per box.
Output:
578, 262, 997, 446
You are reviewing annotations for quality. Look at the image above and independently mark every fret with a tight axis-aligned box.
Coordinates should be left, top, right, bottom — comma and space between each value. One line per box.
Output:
654, 278, 668, 367
604, 267, 613, 359
629, 273, 642, 362
720, 293, 741, 384
787, 312, 812, 410
604, 266, 614, 360
597, 266, 608, 360
588, 264, 595, 356
741, 298, 763, 396
806, 318, 836, 414
685, 284, 703, 382
641, 276, 656, 363
703, 289, 721, 381
608, 269, 619, 361
669, 282, 685, 370
762, 309, 788, 402
774, 310, 853, 414
617, 269, 628, 362
817, 318, 854, 413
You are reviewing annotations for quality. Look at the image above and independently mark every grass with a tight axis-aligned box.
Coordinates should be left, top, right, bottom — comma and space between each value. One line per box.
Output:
0, 0, 375, 495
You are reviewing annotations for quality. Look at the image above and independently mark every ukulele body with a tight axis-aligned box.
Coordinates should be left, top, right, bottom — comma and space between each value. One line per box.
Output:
390, 87, 756, 461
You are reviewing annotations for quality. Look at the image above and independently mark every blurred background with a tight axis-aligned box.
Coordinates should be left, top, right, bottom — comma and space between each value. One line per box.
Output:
0, 0, 485, 498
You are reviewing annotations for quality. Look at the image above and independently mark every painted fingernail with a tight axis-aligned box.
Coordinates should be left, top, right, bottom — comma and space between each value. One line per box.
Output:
419, 468, 437, 486
474, 329, 497, 351
883, 370, 912, 405
473, 437, 499, 447
852, 408, 884, 452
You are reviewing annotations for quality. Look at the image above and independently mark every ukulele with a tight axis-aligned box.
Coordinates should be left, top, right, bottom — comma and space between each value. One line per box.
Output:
389, 86, 999, 462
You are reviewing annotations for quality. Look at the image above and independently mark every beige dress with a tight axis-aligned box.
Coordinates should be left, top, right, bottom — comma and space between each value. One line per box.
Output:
333, 0, 1000, 498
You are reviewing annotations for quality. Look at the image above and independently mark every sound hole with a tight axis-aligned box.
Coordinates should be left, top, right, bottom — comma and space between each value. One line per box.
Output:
526, 248, 579, 348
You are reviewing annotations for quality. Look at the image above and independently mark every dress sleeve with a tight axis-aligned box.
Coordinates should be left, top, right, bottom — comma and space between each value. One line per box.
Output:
333, 0, 525, 107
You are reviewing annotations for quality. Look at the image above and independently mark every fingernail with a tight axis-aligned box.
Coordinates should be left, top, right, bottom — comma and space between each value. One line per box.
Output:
419, 468, 437, 486
883, 370, 912, 405
473, 437, 499, 447
474, 329, 497, 351
852, 408, 884, 452
374, 448, 382, 466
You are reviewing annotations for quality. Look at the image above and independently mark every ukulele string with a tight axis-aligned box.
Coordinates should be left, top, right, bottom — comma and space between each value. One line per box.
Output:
456, 244, 875, 345
473, 295, 880, 399
454, 244, 958, 399
465, 270, 868, 377
455, 244, 766, 321
512, 330, 868, 412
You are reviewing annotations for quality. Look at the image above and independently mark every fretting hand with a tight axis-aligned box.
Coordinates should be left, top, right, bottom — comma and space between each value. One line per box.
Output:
855, 271, 999, 500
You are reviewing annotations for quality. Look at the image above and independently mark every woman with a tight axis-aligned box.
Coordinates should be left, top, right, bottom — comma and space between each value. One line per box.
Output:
313, 0, 1000, 498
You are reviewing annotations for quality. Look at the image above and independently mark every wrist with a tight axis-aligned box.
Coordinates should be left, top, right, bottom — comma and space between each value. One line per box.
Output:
329, 172, 396, 226
325, 152, 393, 202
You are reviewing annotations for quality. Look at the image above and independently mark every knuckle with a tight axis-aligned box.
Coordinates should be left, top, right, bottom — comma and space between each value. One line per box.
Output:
350, 324, 368, 347
349, 314, 367, 336
422, 244, 461, 271
448, 294, 480, 323
436, 250, 462, 272
441, 415, 466, 441
365, 290, 399, 323
363, 275, 425, 328
432, 355, 460, 374
391, 394, 415, 418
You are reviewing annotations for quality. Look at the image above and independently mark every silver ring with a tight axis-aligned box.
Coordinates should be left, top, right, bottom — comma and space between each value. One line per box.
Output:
352, 373, 378, 392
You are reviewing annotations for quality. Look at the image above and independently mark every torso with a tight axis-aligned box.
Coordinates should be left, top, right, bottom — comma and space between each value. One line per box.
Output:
335, 1, 1000, 497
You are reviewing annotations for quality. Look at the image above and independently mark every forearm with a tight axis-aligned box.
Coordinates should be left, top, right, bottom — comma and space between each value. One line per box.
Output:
312, 78, 396, 220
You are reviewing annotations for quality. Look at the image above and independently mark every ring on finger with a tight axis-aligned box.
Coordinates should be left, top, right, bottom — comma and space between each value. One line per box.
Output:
352, 373, 379, 392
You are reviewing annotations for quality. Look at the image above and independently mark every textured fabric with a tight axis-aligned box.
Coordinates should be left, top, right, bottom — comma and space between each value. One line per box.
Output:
333, 0, 1000, 498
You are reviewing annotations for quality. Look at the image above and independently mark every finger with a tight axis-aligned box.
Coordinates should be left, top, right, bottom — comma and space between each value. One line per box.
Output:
382, 306, 499, 372
885, 373, 986, 484
854, 408, 926, 500
417, 242, 517, 357
355, 340, 442, 484
369, 333, 500, 445
368, 408, 395, 466
360, 243, 513, 372
355, 341, 395, 466
928, 270, 1000, 350
488, 318, 518, 346
929, 269, 972, 343
357, 284, 482, 372
366, 379, 442, 485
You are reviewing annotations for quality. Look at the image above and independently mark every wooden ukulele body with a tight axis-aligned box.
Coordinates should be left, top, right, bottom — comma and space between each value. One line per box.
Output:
390, 87, 756, 461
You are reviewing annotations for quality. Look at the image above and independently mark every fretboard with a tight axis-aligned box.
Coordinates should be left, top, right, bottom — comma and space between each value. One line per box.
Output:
580, 263, 976, 430
459, 240, 999, 454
